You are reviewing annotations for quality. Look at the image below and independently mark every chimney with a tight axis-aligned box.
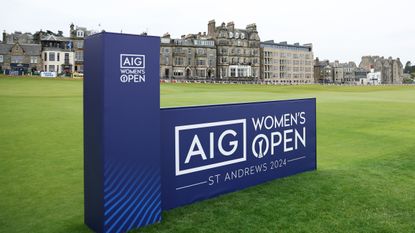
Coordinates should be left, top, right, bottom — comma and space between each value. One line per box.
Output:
227, 21, 235, 31
2, 31, 6, 44
69, 23, 74, 37
246, 23, 257, 31
208, 20, 215, 36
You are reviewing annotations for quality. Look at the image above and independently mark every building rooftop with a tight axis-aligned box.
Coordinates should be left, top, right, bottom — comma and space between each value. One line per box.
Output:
41, 34, 70, 42
0, 43, 41, 56
260, 40, 312, 51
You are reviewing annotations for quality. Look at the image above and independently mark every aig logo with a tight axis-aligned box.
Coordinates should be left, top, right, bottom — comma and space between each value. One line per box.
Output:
175, 119, 247, 176
120, 54, 145, 68
119, 54, 146, 83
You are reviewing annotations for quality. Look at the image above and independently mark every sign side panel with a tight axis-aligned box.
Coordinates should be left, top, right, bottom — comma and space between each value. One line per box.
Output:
84, 34, 105, 233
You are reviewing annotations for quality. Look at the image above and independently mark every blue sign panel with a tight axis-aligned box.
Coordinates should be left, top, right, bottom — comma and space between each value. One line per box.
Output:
84, 32, 161, 233
160, 99, 316, 209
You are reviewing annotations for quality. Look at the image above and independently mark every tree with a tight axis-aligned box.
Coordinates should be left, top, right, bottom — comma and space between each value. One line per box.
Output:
404, 61, 412, 74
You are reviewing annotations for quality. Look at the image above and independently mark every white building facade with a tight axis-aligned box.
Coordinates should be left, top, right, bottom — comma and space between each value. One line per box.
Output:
360, 69, 381, 85
42, 49, 74, 73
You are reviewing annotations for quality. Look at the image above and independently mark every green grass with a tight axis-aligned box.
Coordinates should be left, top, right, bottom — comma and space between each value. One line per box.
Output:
1, 77, 415, 233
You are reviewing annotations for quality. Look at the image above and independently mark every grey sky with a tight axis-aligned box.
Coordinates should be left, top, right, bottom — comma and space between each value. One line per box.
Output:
2, 0, 414, 64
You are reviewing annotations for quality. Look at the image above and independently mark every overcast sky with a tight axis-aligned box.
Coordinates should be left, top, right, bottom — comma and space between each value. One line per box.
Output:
2, 0, 414, 64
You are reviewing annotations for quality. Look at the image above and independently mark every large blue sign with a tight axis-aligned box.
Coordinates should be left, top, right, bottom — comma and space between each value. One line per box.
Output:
160, 99, 316, 209
84, 32, 161, 233
84, 33, 316, 233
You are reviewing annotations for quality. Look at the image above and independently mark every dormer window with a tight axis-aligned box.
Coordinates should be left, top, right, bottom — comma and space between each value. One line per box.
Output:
77, 30, 84, 38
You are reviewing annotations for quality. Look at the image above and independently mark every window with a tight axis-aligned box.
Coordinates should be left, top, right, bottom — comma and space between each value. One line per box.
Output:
173, 69, 183, 76
174, 57, 184, 66
11, 56, 24, 63
49, 65, 55, 72
30, 56, 37, 64
164, 56, 169, 65
196, 48, 205, 55
230, 68, 236, 77
44, 52, 47, 61
77, 41, 84, 49
64, 53, 70, 64
238, 68, 245, 77
208, 58, 214, 67
57, 53, 60, 62
197, 59, 205, 66
75, 51, 83, 61
49, 52, 55, 62
0, 55, 3, 63
196, 69, 206, 77
221, 57, 227, 63
76, 30, 84, 38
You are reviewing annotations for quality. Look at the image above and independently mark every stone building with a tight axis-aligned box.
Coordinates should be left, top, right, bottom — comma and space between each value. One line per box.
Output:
359, 56, 403, 84
342, 62, 357, 84
313, 58, 323, 83
314, 58, 332, 83
260, 41, 314, 84
160, 33, 216, 79
2, 31, 35, 44
0, 31, 42, 74
207, 20, 260, 80
315, 58, 368, 84
69, 24, 97, 73
354, 67, 369, 83
332, 60, 357, 84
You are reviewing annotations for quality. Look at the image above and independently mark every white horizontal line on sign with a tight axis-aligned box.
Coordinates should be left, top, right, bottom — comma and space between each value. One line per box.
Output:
288, 156, 306, 163
176, 181, 207, 191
